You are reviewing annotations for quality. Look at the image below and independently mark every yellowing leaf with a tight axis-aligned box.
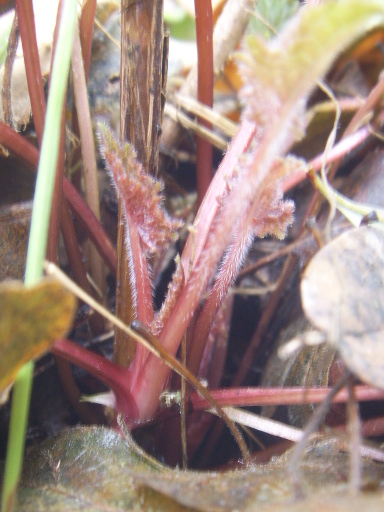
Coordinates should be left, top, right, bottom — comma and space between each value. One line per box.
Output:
308, 168, 384, 228
0, 278, 76, 396
239, 1, 384, 136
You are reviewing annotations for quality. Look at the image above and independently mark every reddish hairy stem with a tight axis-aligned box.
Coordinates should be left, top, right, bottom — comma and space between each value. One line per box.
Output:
189, 385, 384, 410
115, 0, 165, 367
188, 214, 253, 375
15, 0, 46, 145
181, 121, 257, 278
53, 338, 138, 422
121, 220, 154, 384
131, 123, 256, 419
282, 126, 370, 193
194, 0, 213, 205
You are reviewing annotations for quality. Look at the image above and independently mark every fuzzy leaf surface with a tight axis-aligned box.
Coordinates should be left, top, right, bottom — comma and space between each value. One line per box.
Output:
12, 427, 384, 511
240, 0, 384, 134
98, 124, 182, 255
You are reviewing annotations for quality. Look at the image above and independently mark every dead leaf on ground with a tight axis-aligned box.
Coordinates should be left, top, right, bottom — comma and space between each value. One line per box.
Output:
12, 426, 384, 511
301, 225, 384, 390
0, 278, 76, 401
0, 201, 32, 280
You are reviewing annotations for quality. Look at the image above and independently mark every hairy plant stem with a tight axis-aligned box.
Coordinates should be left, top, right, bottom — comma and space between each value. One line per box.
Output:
131, 122, 256, 419
115, 0, 165, 367
46, 262, 250, 462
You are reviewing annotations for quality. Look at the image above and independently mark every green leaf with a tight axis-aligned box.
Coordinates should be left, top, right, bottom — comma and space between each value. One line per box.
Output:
0, 15, 13, 67
248, 0, 299, 39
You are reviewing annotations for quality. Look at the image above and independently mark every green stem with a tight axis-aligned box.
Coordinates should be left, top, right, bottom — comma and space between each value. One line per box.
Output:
1, 364, 33, 512
1, 0, 78, 509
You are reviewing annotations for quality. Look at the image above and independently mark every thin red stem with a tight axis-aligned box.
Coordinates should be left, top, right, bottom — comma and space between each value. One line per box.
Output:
189, 385, 384, 410
0, 122, 117, 274
63, 179, 117, 275
182, 123, 256, 278
282, 126, 370, 193
194, 0, 213, 205
53, 338, 138, 422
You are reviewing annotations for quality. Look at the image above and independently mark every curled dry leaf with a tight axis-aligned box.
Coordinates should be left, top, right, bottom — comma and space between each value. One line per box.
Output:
0, 278, 76, 401
301, 226, 384, 390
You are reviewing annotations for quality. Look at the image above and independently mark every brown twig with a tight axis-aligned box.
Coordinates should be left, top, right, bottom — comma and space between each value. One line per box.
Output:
71, 19, 104, 298
1, 10, 19, 128
15, 0, 46, 145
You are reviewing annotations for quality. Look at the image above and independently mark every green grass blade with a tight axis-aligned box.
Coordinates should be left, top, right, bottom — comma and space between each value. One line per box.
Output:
1, 0, 78, 510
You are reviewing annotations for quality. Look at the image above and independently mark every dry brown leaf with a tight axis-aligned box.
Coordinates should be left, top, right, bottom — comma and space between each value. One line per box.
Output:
0, 278, 76, 398
301, 226, 384, 389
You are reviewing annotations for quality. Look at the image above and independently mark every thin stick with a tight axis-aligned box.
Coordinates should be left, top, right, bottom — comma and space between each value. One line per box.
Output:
181, 333, 188, 468
288, 375, 349, 498
347, 378, 362, 492
71, 19, 104, 297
